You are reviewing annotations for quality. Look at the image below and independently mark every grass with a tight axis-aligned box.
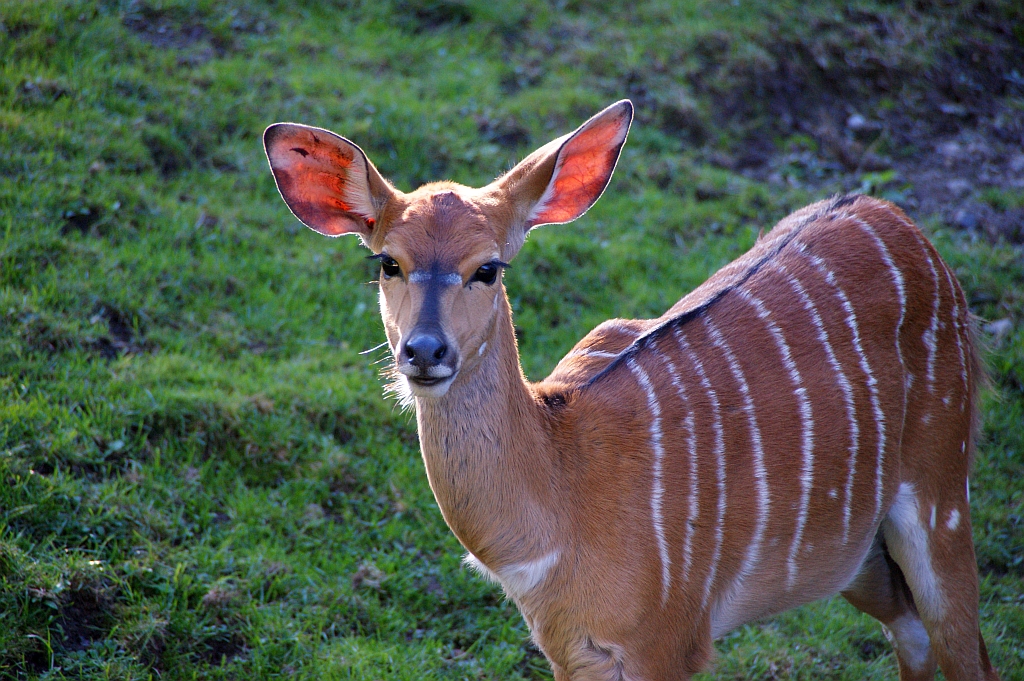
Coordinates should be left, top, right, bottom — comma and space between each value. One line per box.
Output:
1, 0, 1022, 678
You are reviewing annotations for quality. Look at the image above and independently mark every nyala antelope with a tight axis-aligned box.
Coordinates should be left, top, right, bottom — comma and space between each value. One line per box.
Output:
264, 100, 999, 680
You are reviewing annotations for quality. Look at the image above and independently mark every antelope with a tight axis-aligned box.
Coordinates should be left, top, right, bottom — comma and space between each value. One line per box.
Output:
263, 100, 1000, 680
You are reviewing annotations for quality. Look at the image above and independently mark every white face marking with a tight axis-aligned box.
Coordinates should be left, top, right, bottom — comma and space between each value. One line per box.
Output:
799, 249, 888, 523
651, 349, 699, 583
408, 270, 462, 286
884, 614, 933, 672
929, 504, 937, 530
946, 508, 961, 532
627, 356, 671, 604
675, 329, 727, 611
703, 316, 772, 590
398, 362, 454, 379
883, 483, 945, 618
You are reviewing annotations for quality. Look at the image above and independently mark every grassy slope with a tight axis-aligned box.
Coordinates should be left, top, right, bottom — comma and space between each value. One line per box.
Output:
1, 0, 1022, 678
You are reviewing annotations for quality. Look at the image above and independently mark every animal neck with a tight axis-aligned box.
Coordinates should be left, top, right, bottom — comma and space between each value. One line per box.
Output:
413, 292, 557, 568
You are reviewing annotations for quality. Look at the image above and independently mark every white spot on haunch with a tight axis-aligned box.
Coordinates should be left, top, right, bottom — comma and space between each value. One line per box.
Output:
627, 357, 672, 604
883, 483, 945, 618
829, 488, 838, 499
929, 505, 937, 530
478, 341, 487, 356
946, 508, 961, 532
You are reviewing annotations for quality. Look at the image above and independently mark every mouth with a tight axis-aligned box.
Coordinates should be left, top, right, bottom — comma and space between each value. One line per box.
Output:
407, 375, 448, 387
403, 372, 457, 397
397, 362, 459, 397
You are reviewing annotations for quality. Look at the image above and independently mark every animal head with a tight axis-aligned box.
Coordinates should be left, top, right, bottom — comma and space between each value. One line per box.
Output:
264, 100, 632, 398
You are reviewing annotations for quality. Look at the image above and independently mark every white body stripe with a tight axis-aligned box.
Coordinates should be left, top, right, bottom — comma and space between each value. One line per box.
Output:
627, 357, 671, 604
896, 216, 943, 398
919, 238, 941, 394
652, 348, 699, 582
847, 215, 908, 374
703, 316, 771, 591
770, 263, 860, 545
735, 286, 810, 585
675, 328, 727, 610
938, 260, 969, 411
848, 215, 908, 517
797, 244, 889, 522
569, 348, 620, 359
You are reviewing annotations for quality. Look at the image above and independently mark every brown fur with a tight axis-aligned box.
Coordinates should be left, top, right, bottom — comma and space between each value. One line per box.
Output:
264, 102, 999, 680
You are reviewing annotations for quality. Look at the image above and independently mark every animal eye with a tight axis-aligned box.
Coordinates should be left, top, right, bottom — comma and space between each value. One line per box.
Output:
471, 262, 499, 285
380, 255, 400, 278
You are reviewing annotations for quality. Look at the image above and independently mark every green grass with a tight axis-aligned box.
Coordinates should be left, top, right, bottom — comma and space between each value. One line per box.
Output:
2, 0, 1023, 678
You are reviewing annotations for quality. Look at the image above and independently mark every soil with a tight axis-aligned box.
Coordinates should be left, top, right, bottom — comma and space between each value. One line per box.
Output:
704, 6, 1024, 243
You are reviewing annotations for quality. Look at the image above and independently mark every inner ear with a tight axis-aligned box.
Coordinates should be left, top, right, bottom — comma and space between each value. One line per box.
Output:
527, 101, 633, 229
264, 123, 394, 239
489, 100, 633, 260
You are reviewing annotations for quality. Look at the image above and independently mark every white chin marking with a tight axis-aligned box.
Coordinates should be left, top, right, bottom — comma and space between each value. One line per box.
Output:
407, 375, 456, 398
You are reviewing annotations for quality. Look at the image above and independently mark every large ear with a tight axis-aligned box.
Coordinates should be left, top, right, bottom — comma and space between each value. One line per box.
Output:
263, 123, 396, 240
493, 100, 632, 259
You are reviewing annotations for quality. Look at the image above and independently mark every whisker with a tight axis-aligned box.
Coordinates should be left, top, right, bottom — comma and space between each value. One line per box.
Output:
360, 341, 390, 356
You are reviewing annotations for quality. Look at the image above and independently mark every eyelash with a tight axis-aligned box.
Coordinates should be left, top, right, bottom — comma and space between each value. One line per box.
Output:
370, 255, 508, 284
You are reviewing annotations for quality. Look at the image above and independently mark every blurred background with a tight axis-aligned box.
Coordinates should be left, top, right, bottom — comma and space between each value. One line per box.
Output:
1, 0, 1022, 678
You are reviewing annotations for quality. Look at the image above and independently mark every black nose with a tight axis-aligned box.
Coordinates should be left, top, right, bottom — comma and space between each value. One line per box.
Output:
404, 332, 447, 367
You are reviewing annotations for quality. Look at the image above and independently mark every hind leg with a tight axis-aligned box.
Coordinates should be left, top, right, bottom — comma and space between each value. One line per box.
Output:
882, 482, 1000, 681
842, 535, 936, 680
